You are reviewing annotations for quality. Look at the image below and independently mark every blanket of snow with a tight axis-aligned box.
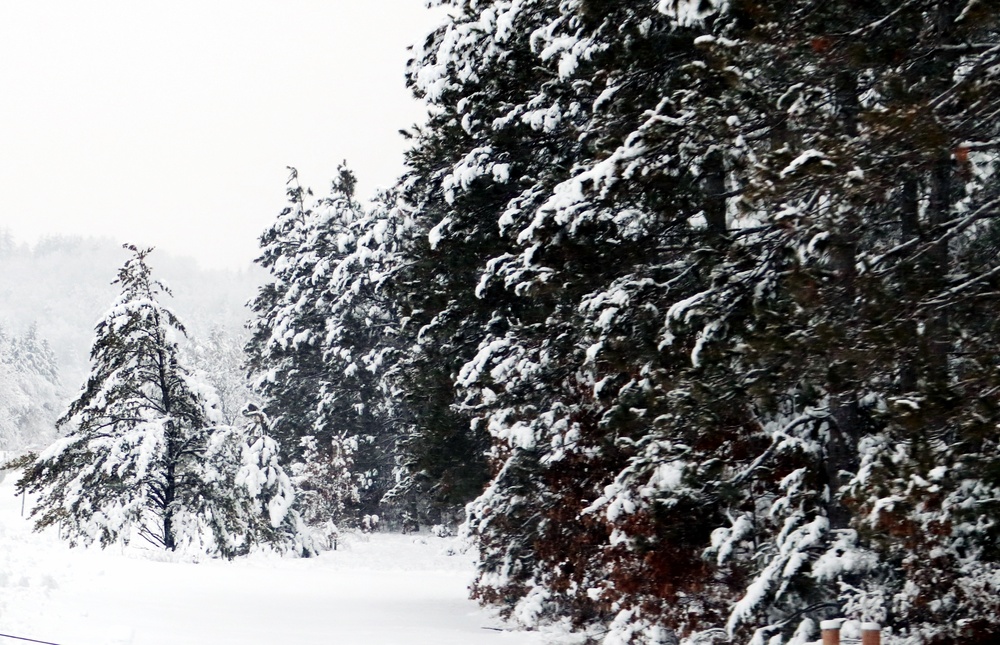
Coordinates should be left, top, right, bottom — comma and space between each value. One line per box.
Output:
0, 470, 549, 645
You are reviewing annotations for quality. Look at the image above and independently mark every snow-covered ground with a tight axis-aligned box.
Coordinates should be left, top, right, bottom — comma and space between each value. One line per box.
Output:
0, 471, 548, 645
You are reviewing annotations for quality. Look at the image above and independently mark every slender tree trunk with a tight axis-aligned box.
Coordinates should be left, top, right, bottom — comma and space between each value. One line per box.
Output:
826, 229, 860, 530
163, 436, 177, 551
900, 175, 919, 241
835, 70, 860, 138
155, 328, 178, 551
923, 156, 952, 389
824, 69, 862, 530
899, 174, 920, 393
703, 149, 728, 236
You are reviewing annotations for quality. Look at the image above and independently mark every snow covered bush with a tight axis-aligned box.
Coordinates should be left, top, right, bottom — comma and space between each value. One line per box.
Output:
198, 407, 298, 557
293, 432, 359, 532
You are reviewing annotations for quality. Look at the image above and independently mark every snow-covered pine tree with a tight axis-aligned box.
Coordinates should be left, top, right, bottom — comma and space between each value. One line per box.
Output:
246, 169, 327, 463
0, 329, 31, 450
402, 0, 1000, 643
390, 0, 575, 527
803, 4, 1000, 642
402, 0, 749, 637
248, 166, 408, 525
292, 432, 358, 542
655, 4, 1000, 643
16, 245, 289, 555
8, 324, 61, 388
308, 183, 414, 522
593, 2, 1000, 643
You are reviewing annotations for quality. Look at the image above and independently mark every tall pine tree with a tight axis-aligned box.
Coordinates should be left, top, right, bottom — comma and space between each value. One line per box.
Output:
248, 168, 408, 524
19, 246, 295, 556
400, 0, 1000, 642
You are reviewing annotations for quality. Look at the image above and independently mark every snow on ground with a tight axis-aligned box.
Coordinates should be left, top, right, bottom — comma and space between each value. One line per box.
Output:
0, 471, 550, 645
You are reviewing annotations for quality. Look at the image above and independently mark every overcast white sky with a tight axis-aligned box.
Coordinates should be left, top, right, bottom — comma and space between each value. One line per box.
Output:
0, 1, 444, 270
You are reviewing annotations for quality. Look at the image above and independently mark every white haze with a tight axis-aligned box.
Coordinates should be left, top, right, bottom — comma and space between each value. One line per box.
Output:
0, 1, 443, 271
0, 234, 261, 389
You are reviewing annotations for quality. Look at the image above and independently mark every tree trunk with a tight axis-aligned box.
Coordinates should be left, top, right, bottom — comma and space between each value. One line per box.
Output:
835, 70, 860, 137
899, 174, 920, 393
824, 68, 862, 530
703, 149, 728, 236
825, 231, 861, 530
156, 334, 178, 551
162, 422, 177, 551
923, 156, 952, 389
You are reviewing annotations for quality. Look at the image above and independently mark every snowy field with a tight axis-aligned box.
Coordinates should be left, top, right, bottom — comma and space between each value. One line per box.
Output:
0, 471, 549, 645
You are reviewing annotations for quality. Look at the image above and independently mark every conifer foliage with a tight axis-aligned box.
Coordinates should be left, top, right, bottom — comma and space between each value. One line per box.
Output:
247, 168, 406, 526
18, 246, 294, 556
398, 0, 1000, 643
246, 170, 329, 463
200, 404, 298, 558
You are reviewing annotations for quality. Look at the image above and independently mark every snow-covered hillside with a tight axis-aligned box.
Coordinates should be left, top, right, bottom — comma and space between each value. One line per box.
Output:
0, 471, 546, 645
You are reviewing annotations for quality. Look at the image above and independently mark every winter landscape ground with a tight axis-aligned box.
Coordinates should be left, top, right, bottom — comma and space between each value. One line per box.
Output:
0, 471, 546, 645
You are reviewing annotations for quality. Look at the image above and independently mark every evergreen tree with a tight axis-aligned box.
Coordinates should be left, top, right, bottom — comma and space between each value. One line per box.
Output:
309, 184, 408, 521
292, 431, 359, 544
0, 335, 31, 450
248, 167, 405, 524
403, 0, 740, 636
17, 246, 295, 556
246, 169, 327, 462
636, 3, 1000, 642
200, 404, 297, 558
401, 0, 1000, 642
